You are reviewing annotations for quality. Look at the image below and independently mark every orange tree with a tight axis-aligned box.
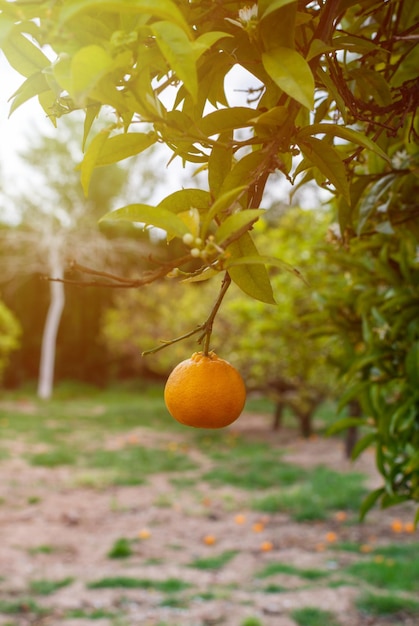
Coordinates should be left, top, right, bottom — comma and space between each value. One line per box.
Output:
102, 207, 338, 437
0, 0, 418, 511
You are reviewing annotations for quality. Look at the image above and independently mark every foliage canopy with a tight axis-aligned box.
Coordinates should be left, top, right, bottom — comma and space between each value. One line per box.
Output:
1, 0, 417, 299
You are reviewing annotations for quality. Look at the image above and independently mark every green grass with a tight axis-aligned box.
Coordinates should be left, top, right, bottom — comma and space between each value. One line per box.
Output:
188, 550, 238, 570
256, 562, 328, 581
240, 618, 265, 626
87, 577, 191, 593
253, 466, 367, 520
356, 591, 419, 616
202, 439, 305, 490
87, 445, 197, 485
262, 583, 288, 593
28, 448, 78, 467
29, 576, 74, 595
66, 608, 119, 619
345, 550, 419, 592
0, 383, 174, 447
290, 607, 341, 626
28, 545, 55, 555
107, 538, 133, 559
0, 598, 47, 616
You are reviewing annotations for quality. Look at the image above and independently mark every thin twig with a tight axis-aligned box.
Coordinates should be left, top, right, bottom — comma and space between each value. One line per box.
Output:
141, 271, 232, 357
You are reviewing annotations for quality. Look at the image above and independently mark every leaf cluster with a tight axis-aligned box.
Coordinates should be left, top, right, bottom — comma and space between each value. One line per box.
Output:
1, 0, 416, 301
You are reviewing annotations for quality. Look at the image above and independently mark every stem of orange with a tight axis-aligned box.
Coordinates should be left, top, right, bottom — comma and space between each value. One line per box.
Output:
142, 272, 232, 357
202, 272, 231, 356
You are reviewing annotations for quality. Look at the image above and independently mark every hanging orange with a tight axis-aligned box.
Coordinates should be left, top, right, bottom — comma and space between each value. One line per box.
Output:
164, 351, 246, 429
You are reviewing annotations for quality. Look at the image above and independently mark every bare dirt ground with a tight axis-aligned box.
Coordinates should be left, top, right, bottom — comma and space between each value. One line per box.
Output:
0, 409, 417, 626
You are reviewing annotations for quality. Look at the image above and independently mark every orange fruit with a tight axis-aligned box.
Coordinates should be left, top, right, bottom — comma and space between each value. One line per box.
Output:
252, 522, 265, 533
390, 519, 403, 533
203, 534, 216, 545
164, 351, 246, 429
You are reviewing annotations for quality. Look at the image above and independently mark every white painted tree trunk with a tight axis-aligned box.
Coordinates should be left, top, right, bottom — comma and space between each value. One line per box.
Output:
37, 245, 65, 399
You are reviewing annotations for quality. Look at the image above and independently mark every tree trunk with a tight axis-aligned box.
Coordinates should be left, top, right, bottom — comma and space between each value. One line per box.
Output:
37, 248, 65, 399
272, 401, 285, 431
345, 399, 362, 458
299, 411, 313, 438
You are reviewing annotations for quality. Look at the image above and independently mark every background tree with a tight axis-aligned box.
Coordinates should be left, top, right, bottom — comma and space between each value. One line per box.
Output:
0, 118, 150, 397
0, 0, 418, 513
0, 295, 21, 382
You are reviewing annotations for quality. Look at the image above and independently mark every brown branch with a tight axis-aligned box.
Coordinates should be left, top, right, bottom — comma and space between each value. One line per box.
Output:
47, 255, 192, 289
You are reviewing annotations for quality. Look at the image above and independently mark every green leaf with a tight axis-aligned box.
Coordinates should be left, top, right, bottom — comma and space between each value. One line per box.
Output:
297, 124, 390, 163
80, 129, 111, 196
192, 31, 232, 60
59, 0, 190, 34
351, 432, 376, 460
8, 71, 50, 115
99, 204, 189, 239
70, 45, 114, 104
259, 0, 297, 19
262, 47, 314, 110
1, 30, 50, 77
326, 417, 365, 436
0, 13, 15, 44
201, 186, 247, 240
200, 107, 256, 137
215, 209, 265, 246
94, 131, 157, 166
82, 104, 101, 152
226, 254, 308, 283
151, 21, 197, 102
251, 106, 288, 127
227, 233, 276, 304
296, 136, 350, 203
158, 189, 211, 214
208, 134, 233, 196
405, 341, 419, 387
359, 487, 385, 521
219, 151, 266, 198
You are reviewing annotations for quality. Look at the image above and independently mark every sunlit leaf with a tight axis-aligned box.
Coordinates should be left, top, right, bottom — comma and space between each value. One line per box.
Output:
215, 209, 265, 246
192, 31, 233, 60
259, 0, 297, 20
8, 71, 49, 115
99, 204, 189, 239
226, 233, 275, 304
151, 21, 197, 101
94, 131, 157, 166
251, 106, 288, 127
1, 30, 49, 77
59, 0, 190, 34
200, 107, 256, 137
82, 104, 101, 151
177, 208, 200, 237
208, 134, 233, 196
297, 123, 390, 163
201, 186, 247, 239
262, 47, 314, 110
70, 44, 113, 104
80, 129, 111, 196
158, 189, 211, 214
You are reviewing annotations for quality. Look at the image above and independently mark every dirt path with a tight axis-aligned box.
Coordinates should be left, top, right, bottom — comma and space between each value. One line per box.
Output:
0, 412, 417, 626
